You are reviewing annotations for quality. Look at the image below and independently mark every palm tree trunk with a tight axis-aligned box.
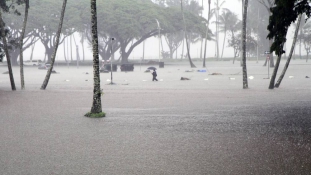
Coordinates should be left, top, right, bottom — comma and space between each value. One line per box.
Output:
203, 0, 211, 68
0, 11, 16, 91
274, 14, 302, 88
41, 0, 67, 90
89, 0, 102, 114
30, 41, 35, 61
19, 0, 29, 90
63, 37, 67, 62
242, 0, 248, 89
221, 30, 226, 59
180, 0, 196, 68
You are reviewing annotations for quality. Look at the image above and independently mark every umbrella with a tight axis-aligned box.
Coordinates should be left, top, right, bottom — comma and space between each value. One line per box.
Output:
147, 67, 157, 70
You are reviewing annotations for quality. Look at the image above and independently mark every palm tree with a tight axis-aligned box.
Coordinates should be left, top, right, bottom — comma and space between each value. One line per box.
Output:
0, 9, 16, 91
212, 0, 225, 61
180, 0, 196, 68
85, 0, 105, 118
218, 8, 237, 59
203, 0, 211, 67
40, 0, 67, 90
19, 0, 29, 90
274, 15, 302, 88
242, 0, 249, 89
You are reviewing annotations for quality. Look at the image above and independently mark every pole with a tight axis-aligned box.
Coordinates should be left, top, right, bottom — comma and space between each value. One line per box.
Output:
257, 8, 259, 63
110, 38, 114, 84
268, 55, 270, 78
76, 45, 80, 69
155, 19, 161, 64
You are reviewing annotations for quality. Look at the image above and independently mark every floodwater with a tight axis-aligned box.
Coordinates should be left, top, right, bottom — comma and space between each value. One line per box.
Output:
0, 60, 310, 174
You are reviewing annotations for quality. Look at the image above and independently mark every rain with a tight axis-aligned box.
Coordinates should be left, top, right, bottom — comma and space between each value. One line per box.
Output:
0, 0, 310, 174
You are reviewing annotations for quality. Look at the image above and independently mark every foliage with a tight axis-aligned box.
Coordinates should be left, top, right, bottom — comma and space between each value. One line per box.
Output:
0, 0, 24, 62
267, 0, 311, 56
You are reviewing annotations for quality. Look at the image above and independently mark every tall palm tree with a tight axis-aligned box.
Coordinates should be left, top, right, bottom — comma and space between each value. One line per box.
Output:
274, 15, 302, 88
242, 0, 249, 89
203, 0, 211, 67
40, 0, 67, 90
0, 10, 16, 91
19, 0, 29, 90
85, 0, 105, 118
212, 0, 225, 61
218, 8, 236, 59
180, 0, 196, 68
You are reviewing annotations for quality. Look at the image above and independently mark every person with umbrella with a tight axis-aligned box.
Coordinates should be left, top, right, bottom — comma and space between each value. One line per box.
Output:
152, 69, 158, 81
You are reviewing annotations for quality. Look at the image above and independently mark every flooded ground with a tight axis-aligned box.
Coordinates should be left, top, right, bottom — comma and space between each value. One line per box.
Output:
0, 60, 310, 174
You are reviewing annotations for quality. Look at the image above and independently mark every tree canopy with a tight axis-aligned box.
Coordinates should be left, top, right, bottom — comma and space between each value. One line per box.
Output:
267, 0, 311, 56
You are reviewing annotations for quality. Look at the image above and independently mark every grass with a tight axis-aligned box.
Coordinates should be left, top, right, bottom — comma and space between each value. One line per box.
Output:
84, 112, 106, 118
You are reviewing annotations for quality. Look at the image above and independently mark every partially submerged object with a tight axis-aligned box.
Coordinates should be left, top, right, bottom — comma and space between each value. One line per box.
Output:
210, 73, 222, 75
181, 77, 190, 80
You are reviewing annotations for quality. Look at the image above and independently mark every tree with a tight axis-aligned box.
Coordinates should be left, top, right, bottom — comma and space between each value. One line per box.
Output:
85, 0, 105, 118
84, 0, 205, 63
266, 0, 311, 89
180, 0, 196, 68
218, 8, 237, 59
242, 0, 249, 89
0, 0, 22, 91
211, 0, 225, 61
203, 0, 211, 67
274, 14, 302, 88
300, 20, 311, 62
40, 0, 67, 90
19, 0, 29, 90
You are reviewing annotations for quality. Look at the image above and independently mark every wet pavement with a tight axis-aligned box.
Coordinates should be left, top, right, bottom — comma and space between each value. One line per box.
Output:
0, 60, 310, 174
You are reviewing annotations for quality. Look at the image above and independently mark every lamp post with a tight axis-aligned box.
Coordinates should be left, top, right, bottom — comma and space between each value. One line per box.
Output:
155, 19, 161, 64
110, 37, 115, 85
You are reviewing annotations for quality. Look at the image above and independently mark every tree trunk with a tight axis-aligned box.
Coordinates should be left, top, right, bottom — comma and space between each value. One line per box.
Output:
41, 0, 67, 90
242, 0, 248, 89
63, 37, 67, 62
180, 0, 196, 68
30, 41, 35, 61
89, 0, 102, 114
0, 11, 16, 90
19, 0, 29, 90
203, 0, 211, 68
221, 30, 226, 59
274, 14, 302, 88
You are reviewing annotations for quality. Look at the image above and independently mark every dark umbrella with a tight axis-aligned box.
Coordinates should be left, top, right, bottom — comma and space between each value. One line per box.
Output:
147, 67, 157, 70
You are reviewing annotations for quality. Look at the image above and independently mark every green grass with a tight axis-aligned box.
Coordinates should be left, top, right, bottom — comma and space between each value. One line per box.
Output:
84, 112, 106, 118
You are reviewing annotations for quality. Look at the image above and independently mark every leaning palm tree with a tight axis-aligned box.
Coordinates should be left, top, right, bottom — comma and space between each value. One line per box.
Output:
274, 15, 302, 88
180, 0, 196, 68
40, 0, 67, 90
242, 0, 249, 89
19, 0, 29, 90
85, 0, 105, 118
0, 9, 16, 91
